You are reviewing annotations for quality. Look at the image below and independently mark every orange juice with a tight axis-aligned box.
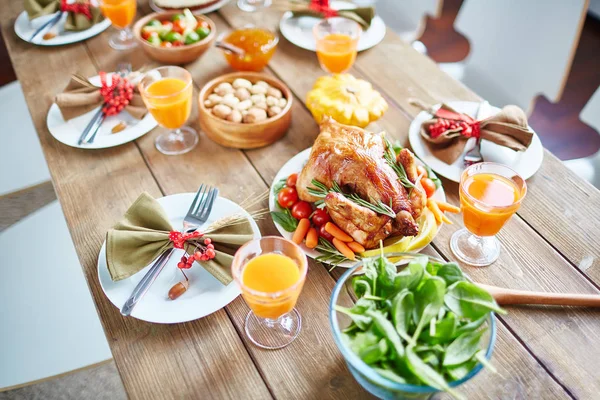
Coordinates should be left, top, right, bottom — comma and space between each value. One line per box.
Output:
241, 253, 301, 319
316, 33, 357, 74
460, 173, 521, 236
100, 0, 136, 29
143, 78, 192, 130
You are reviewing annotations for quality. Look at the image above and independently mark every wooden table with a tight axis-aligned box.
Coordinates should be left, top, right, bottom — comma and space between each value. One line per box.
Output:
2, 1, 600, 398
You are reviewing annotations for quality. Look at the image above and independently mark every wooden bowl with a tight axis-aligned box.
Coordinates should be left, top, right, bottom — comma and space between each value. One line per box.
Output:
198, 72, 293, 149
133, 12, 216, 65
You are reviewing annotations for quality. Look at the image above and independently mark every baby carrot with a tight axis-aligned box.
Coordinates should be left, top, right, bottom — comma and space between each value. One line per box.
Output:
333, 238, 356, 260
325, 222, 353, 242
305, 227, 318, 249
427, 199, 444, 225
441, 213, 453, 224
292, 218, 310, 244
347, 241, 366, 253
434, 199, 460, 214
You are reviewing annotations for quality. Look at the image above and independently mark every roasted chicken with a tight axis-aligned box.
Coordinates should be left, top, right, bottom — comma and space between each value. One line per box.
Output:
296, 118, 426, 249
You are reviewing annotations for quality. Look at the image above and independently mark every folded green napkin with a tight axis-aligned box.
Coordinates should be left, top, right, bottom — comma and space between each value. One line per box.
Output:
291, 7, 375, 30
25, 0, 104, 32
106, 192, 255, 285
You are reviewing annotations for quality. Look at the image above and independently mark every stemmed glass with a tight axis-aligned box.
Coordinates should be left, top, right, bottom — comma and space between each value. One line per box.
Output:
450, 162, 527, 266
98, 0, 137, 50
313, 17, 361, 74
232, 236, 308, 349
139, 66, 198, 155
237, 0, 272, 12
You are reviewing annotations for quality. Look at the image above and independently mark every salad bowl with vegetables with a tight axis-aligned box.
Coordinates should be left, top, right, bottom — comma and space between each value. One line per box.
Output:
330, 253, 502, 399
133, 10, 215, 64
270, 148, 459, 267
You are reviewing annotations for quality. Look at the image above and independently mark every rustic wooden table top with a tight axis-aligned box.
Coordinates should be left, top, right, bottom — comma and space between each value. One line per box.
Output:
2, 1, 600, 398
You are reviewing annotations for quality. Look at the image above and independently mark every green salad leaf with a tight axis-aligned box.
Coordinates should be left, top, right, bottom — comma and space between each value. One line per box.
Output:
270, 209, 298, 232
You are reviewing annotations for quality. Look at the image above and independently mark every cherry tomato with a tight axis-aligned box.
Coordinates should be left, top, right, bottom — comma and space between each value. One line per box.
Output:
197, 20, 209, 28
311, 208, 330, 226
291, 201, 312, 219
277, 187, 298, 208
172, 19, 185, 34
172, 41, 184, 47
141, 30, 151, 40
160, 41, 172, 48
421, 177, 436, 198
286, 173, 298, 187
319, 224, 334, 242
416, 165, 428, 179
161, 20, 172, 26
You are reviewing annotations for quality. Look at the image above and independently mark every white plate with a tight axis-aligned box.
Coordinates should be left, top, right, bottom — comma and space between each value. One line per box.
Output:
98, 193, 261, 324
408, 101, 544, 183
14, 11, 111, 46
279, 0, 386, 52
149, 0, 232, 14
47, 74, 158, 149
269, 148, 446, 267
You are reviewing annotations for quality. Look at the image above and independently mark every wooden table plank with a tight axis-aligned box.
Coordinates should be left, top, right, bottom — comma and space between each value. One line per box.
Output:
0, 3, 273, 399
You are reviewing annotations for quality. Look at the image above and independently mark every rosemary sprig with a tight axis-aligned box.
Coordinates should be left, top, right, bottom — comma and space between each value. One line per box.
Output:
315, 237, 360, 269
383, 136, 414, 189
308, 179, 396, 218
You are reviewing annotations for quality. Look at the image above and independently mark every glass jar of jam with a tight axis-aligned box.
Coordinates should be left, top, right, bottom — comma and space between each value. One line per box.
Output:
220, 27, 278, 72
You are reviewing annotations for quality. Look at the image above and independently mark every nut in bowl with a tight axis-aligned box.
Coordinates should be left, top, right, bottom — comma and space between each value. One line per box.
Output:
133, 9, 216, 65
198, 72, 293, 149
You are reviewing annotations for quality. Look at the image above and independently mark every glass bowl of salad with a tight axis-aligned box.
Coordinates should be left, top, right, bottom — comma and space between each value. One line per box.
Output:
329, 252, 499, 400
133, 9, 216, 64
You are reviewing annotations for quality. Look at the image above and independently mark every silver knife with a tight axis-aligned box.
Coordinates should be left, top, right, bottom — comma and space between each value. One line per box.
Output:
30, 11, 64, 42
120, 248, 175, 316
77, 108, 104, 145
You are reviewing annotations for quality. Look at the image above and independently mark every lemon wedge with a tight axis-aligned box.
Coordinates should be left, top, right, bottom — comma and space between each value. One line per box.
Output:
359, 208, 439, 257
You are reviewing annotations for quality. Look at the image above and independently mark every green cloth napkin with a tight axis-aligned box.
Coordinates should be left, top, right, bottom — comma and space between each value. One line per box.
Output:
24, 0, 105, 32
64, 6, 104, 31
291, 7, 375, 29
106, 192, 255, 285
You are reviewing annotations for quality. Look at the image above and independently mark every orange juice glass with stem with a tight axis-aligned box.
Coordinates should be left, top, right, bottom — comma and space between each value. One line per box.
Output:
139, 66, 198, 155
232, 236, 308, 349
451, 162, 527, 266
314, 17, 361, 74
99, 0, 137, 50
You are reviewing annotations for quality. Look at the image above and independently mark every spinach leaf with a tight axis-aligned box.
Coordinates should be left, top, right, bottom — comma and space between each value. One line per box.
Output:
443, 331, 483, 367
446, 360, 477, 381
373, 367, 407, 384
412, 277, 446, 339
272, 178, 287, 195
437, 263, 465, 286
426, 260, 444, 276
420, 351, 440, 369
405, 346, 458, 397
368, 310, 405, 358
415, 344, 445, 354
420, 312, 457, 344
270, 210, 298, 232
346, 330, 378, 353
394, 256, 426, 291
454, 315, 487, 338
391, 289, 414, 343
375, 256, 399, 297
335, 305, 372, 330
360, 338, 389, 364
352, 277, 372, 298
424, 164, 442, 189
445, 281, 506, 320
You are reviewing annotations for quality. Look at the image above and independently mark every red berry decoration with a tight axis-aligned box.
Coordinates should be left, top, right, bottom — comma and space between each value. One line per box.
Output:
99, 71, 135, 117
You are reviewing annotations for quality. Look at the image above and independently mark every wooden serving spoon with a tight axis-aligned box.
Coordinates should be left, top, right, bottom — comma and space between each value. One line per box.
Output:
478, 284, 600, 307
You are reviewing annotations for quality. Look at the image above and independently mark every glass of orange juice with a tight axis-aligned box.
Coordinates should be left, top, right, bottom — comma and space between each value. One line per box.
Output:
232, 236, 308, 349
98, 0, 137, 50
451, 162, 527, 266
313, 17, 361, 74
139, 66, 198, 155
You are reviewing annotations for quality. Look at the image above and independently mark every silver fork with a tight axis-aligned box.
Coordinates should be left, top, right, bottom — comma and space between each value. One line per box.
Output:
463, 100, 489, 167
120, 184, 219, 317
78, 63, 132, 145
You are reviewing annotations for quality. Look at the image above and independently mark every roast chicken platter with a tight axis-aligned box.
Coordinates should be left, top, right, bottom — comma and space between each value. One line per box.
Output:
296, 118, 427, 249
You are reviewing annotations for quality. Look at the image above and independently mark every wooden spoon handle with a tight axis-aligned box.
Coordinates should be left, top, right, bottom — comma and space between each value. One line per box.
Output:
477, 284, 600, 307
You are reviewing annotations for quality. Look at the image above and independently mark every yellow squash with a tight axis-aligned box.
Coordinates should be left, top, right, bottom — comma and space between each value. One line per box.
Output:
306, 74, 388, 128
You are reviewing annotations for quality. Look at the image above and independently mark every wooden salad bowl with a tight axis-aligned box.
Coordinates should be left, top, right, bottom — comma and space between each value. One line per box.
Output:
133, 11, 216, 65
198, 72, 293, 149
